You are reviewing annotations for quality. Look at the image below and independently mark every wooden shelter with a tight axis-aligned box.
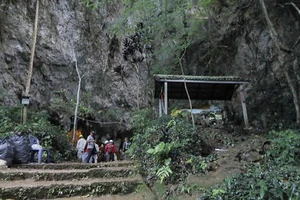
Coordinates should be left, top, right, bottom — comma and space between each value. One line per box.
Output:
154, 74, 250, 128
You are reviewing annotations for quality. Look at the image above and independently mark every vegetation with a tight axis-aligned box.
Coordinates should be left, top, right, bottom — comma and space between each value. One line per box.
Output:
125, 107, 300, 199
198, 129, 300, 200
0, 106, 74, 162
81, 0, 214, 74
127, 108, 214, 184
1, 0, 300, 199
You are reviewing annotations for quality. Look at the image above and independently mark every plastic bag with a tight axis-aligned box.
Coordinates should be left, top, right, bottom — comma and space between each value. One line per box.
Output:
0, 138, 15, 166
9, 134, 30, 164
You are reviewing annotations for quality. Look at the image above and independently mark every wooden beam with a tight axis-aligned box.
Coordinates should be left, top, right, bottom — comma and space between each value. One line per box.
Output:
157, 79, 249, 85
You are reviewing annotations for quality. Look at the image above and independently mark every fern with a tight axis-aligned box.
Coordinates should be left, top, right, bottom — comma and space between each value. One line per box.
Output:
156, 159, 173, 183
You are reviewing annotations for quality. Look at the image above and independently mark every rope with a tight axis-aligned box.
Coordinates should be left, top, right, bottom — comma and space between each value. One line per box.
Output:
76, 116, 127, 125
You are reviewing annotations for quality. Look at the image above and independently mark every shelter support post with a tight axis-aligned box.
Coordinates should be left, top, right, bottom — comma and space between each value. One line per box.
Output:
164, 82, 168, 115
239, 86, 250, 129
159, 98, 162, 117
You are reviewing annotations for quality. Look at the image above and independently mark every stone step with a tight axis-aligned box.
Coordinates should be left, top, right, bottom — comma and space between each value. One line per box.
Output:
0, 167, 136, 181
12, 160, 134, 170
0, 176, 143, 199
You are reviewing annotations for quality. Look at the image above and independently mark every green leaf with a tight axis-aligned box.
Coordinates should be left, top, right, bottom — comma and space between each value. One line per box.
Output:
154, 142, 165, 153
147, 148, 155, 154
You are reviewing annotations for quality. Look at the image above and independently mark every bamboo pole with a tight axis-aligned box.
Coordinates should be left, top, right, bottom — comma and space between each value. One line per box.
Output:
23, 0, 39, 124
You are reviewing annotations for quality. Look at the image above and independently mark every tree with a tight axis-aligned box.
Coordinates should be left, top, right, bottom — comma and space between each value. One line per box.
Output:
116, 0, 211, 120
260, 0, 300, 123
81, 0, 212, 121
114, 0, 211, 73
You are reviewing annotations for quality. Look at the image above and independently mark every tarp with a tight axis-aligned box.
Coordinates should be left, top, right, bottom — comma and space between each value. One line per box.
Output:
0, 138, 15, 166
9, 134, 30, 164
181, 106, 222, 115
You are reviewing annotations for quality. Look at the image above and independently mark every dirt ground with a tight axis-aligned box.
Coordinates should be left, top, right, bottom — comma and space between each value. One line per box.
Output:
177, 132, 266, 200
152, 131, 267, 200
51, 194, 153, 200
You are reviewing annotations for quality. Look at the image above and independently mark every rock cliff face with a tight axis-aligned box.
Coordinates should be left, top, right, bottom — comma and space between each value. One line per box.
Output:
1, 0, 299, 135
218, 1, 300, 128
0, 0, 148, 136
185, 0, 300, 129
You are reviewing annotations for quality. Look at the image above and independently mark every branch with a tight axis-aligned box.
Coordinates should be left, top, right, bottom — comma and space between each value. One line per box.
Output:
286, 2, 300, 16
292, 35, 300, 49
286, 2, 300, 49
241, 0, 253, 10
260, 0, 300, 123
260, 0, 282, 56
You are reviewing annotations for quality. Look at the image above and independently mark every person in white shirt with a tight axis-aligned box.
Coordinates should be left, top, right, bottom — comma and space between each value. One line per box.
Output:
76, 135, 86, 161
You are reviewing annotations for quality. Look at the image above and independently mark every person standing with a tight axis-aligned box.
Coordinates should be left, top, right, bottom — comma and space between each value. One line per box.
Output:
85, 131, 95, 163
122, 137, 131, 153
99, 141, 107, 162
105, 140, 116, 162
121, 137, 131, 160
76, 135, 86, 161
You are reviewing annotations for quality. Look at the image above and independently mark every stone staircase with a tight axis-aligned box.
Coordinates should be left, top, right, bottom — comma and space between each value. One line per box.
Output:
0, 161, 145, 199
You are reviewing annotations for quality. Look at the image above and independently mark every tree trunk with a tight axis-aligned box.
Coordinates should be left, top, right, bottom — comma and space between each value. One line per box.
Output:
284, 70, 300, 123
23, 0, 39, 124
72, 59, 82, 147
179, 48, 195, 128
260, 0, 300, 123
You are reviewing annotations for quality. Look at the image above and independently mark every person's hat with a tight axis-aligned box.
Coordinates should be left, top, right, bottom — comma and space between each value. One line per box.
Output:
109, 140, 113, 143
79, 134, 83, 138
104, 140, 108, 144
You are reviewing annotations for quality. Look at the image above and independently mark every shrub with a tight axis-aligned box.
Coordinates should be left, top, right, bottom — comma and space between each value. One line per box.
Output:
128, 108, 214, 184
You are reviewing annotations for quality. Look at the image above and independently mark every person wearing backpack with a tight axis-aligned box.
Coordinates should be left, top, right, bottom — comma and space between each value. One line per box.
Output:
105, 140, 116, 162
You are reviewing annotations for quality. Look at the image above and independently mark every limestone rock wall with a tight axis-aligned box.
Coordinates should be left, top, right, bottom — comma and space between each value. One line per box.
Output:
0, 0, 148, 133
185, 0, 300, 129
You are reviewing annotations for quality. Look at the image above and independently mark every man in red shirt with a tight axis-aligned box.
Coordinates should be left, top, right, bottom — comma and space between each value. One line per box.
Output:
105, 140, 116, 162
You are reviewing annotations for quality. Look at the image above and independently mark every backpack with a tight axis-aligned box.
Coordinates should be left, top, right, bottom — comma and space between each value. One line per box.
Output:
84, 142, 88, 152
107, 143, 113, 153
92, 145, 97, 155
124, 142, 131, 150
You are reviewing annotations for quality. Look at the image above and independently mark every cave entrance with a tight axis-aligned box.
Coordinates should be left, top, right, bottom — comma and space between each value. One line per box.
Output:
153, 74, 250, 128
69, 118, 133, 151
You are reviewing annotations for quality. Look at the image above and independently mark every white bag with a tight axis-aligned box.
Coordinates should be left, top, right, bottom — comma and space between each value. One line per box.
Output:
31, 144, 42, 150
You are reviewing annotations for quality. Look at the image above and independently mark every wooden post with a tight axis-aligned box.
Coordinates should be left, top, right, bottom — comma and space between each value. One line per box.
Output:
159, 98, 162, 117
239, 86, 250, 129
164, 82, 168, 115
